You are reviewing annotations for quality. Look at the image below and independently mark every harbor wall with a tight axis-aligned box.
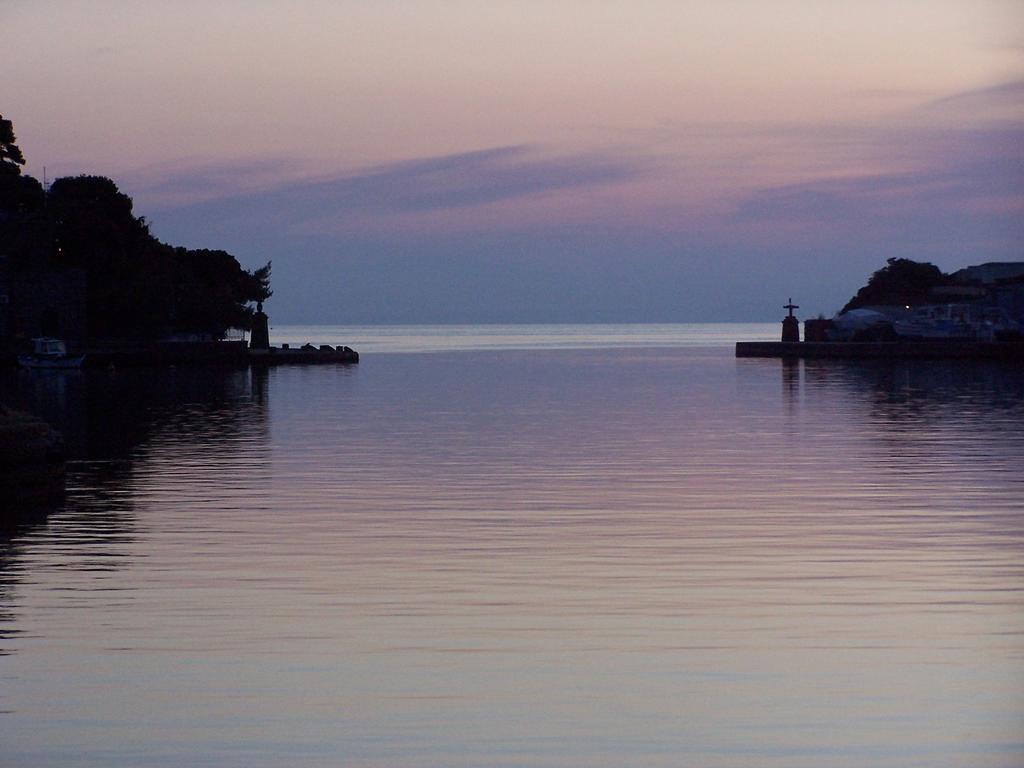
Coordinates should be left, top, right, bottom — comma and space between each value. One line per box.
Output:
736, 341, 1024, 360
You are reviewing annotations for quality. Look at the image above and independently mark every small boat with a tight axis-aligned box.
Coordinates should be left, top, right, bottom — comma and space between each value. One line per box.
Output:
17, 338, 87, 369
893, 304, 1021, 342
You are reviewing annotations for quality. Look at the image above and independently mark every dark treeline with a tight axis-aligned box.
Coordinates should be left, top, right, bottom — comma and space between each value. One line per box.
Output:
1, 114, 270, 341
841, 258, 949, 313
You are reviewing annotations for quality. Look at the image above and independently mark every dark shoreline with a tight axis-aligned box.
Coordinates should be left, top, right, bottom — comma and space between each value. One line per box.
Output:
2, 341, 359, 368
736, 340, 1024, 360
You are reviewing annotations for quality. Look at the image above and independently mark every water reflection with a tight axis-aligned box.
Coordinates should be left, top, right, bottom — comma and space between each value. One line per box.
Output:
1, 348, 1022, 768
0, 366, 269, 460
0, 366, 272, 662
801, 357, 1024, 413
791, 359, 1024, 479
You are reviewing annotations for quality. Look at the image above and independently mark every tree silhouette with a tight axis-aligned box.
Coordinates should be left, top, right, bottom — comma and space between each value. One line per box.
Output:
46, 176, 271, 339
841, 258, 948, 313
249, 261, 273, 304
2, 117, 272, 342
0, 115, 27, 176
0, 115, 42, 216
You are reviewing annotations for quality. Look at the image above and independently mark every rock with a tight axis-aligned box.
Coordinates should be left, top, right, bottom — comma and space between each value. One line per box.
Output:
0, 404, 66, 519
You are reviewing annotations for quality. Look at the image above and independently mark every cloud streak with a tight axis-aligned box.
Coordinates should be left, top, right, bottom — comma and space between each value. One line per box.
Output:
720, 80, 1024, 249
922, 79, 1024, 118
145, 146, 649, 232
136, 77, 1023, 323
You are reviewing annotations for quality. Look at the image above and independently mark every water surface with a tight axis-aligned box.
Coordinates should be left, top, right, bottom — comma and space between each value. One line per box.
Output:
2, 325, 1023, 767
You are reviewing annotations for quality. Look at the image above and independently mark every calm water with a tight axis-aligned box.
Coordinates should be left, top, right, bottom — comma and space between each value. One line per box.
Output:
2, 324, 1023, 767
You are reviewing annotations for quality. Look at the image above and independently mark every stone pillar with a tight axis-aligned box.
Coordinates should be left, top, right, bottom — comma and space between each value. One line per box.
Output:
250, 302, 270, 350
781, 298, 800, 342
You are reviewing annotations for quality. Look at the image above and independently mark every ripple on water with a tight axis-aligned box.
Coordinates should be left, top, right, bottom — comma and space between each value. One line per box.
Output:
1, 345, 1023, 767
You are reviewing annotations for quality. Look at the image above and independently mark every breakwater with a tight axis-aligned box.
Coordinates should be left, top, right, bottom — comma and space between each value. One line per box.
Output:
736, 340, 1024, 360
4, 340, 359, 368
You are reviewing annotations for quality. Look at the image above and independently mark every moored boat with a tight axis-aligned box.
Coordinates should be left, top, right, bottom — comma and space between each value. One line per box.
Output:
17, 338, 87, 369
893, 304, 1021, 342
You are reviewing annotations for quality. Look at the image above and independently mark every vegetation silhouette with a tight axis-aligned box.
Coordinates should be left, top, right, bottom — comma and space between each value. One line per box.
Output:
0, 115, 270, 343
0, 115, 44, 215
841, 258, 948, 313
0, 115, 27, 174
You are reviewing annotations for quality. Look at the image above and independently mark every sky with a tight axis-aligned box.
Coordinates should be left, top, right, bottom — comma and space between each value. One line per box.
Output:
3, 0, 1023, 322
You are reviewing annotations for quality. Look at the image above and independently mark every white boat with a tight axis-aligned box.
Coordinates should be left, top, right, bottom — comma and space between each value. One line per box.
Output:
17, 338, 87, 369
830, 308, 898, 340
893, 304, 1020, 342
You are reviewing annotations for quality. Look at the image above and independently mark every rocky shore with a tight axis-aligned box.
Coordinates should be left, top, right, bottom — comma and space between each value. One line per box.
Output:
0, 403, 65, 523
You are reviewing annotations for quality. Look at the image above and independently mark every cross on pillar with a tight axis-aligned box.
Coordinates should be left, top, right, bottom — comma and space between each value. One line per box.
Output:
784, 298, 799, 317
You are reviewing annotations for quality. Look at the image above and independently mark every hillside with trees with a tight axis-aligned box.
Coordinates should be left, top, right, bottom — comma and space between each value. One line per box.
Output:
0, 114, 270, 343
840, 258, 949, 313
